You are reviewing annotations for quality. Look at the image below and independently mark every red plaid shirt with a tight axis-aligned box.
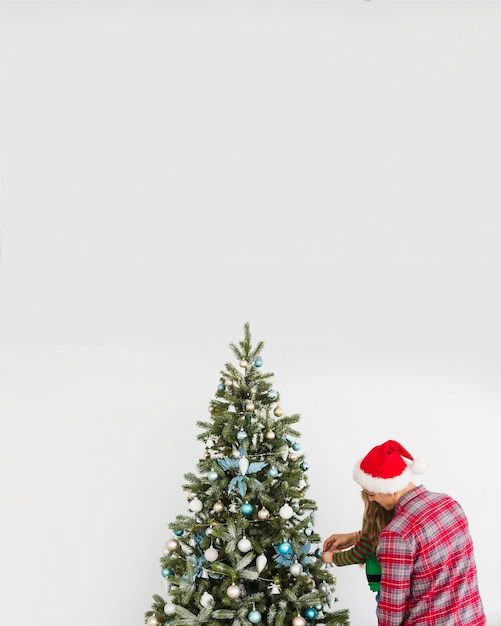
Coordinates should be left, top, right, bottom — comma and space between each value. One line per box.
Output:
376, 485, 485, 626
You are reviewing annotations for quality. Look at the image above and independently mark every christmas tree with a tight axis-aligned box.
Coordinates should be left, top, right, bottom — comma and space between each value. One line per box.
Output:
145, 324, 349, 626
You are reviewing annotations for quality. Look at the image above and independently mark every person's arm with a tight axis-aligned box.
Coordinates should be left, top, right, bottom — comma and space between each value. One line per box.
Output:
323, 531, 374, 566
376, 532, 413, 626
323, 531, 360, 553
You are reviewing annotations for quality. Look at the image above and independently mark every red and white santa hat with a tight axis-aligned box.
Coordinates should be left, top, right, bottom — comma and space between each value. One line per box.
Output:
353, 440, 426, 494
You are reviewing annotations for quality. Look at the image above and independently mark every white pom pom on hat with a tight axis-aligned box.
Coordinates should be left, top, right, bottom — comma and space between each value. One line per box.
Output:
411, 456, 427, 475
353, 439, 426, 494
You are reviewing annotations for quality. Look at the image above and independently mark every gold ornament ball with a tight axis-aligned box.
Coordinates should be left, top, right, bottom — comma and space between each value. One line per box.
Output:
213, 501, 224, 513
292, 616, 307, 626
226, 583, 241, 599
166, 538, 179, 551
265, 430, 275, 440
274, 406, 283, 417
147, 616, 160, 626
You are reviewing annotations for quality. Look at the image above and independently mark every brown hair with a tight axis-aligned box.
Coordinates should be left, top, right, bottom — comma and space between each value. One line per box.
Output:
361, 491, 394, 554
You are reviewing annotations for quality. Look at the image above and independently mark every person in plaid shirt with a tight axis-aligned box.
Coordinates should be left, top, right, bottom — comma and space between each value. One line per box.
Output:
351, 439, 485, 626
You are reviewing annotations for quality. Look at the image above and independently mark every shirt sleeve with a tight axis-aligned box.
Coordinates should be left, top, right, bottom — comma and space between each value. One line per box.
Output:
376, 531, 413, 626
331, 532, 374, 566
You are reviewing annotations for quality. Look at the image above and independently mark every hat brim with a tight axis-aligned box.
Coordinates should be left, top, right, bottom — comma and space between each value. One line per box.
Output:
353, 463, 413, 494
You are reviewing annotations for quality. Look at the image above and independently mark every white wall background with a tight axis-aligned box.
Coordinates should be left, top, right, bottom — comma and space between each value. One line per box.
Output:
1, 1, 500, 625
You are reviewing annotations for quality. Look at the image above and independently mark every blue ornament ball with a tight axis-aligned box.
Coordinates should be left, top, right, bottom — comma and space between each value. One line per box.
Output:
254, 357, 263, 367
314, 548, 322, 558
161, 567, 174, 577
292, 442, 301, 451
217, 383, 225, 391
237, 430, 248, 441
268, 467, 279, 479
267, 389, 278, 400
248, 610, 262, 624
304, 608, 318, 621
174, 529, 184, 536
241, 502, 253, 515
277, 541, 293, 555
300, 462, 309, 471
207, 471, 219, 482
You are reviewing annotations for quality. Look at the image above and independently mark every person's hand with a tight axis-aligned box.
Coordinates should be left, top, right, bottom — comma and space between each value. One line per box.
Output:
323, 532, 358, 553
322, 549, 334, 564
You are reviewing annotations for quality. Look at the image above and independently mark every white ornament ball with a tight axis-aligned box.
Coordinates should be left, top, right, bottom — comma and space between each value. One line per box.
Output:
204, 547, 219, 562
227, 583, 241, 599
189, 497, 203, 512
279, 504, 294, 520
265, 430, 275, 440
240, 359, 248, 368
237, 537, 252, 553
164, 603, 176, 616
200, 592, 214, 608
290, 562, 303, 576
147, 616, 160, 626
292, 616, 307, 626
213, 501, 224, 513
246, 401, 255, 411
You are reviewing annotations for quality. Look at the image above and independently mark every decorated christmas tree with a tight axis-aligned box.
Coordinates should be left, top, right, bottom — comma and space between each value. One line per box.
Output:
145, 324, 349, 626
